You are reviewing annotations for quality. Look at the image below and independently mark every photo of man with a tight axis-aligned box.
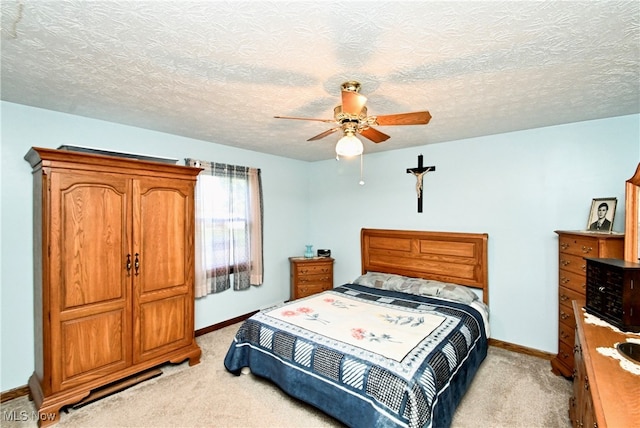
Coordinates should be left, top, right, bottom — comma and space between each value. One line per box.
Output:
587, 199, 616, 232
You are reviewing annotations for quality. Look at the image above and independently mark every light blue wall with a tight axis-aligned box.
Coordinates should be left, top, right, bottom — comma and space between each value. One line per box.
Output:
0, 101, 309, 391
1, 100, 638, 392
307, 115, 639, 353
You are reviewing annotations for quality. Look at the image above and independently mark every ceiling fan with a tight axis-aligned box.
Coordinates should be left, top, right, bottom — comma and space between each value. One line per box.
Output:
274, 81, 432, 156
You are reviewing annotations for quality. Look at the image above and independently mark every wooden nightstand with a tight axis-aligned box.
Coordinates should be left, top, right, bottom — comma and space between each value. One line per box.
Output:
289, 257, 334, 300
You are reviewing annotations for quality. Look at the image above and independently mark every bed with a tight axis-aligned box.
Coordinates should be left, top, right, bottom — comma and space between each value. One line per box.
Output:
224, 229, 489, 428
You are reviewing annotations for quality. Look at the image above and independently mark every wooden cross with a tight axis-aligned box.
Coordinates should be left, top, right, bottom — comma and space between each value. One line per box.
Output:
406, 154, 436, 213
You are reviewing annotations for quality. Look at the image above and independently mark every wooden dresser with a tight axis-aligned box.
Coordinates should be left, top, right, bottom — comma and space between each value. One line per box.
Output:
25, 147, 202, 426
571, 300, 640, 427
289, 257, 334, 300
552, 231, 624, 377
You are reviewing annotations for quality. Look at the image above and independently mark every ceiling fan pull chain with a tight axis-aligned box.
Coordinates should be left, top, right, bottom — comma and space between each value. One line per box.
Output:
359, 153, 365, 186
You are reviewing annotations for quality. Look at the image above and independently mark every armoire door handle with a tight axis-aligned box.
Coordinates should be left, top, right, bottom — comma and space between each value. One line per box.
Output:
134, 253, 140, 276
126, 254, 132, 276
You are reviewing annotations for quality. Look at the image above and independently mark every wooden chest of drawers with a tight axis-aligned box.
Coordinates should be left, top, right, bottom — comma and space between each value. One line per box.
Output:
289, 257, 334, 300
552, 231, 624, 377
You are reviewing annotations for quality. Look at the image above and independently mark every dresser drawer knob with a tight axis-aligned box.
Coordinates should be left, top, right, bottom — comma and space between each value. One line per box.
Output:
560, 311, 570, 320
581, 246, 592, 254
561, 259, 570, 266
561, 243, 569, 250
561, 276, 570, 284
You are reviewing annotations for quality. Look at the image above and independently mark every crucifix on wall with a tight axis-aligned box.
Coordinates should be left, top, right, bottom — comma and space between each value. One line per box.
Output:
406, 154, 436, 213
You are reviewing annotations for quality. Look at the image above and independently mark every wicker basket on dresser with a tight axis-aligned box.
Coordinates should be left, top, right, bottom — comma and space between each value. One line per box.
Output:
551, 231, 624, 377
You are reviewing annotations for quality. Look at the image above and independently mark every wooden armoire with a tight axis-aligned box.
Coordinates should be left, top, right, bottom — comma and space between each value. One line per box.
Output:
25, 147, 202, 426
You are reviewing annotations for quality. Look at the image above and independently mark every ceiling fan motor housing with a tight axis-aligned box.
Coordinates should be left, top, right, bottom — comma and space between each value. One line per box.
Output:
340, 81, 362, 93
333, 105, 369, 132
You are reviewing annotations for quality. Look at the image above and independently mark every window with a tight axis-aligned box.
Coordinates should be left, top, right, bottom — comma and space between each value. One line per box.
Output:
186, 159, 263, 297
198, 174, 249, 273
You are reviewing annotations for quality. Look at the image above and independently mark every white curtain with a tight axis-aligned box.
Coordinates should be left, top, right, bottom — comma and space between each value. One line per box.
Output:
187, 159, 263, 298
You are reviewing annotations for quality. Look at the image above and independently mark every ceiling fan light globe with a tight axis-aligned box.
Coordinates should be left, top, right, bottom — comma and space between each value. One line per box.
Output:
335, 133, 363, 157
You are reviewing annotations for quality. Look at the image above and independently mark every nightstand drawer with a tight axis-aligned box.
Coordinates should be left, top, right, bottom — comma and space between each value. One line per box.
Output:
296, 264, 332, 275
296, 283, 332, 298
297, 273, 332, 284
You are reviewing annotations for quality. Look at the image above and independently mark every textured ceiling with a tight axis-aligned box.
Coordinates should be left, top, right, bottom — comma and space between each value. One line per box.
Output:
1, 1, 639, 161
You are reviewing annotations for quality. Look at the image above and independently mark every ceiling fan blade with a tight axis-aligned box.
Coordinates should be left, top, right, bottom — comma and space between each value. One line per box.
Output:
341, 90, 368, 116
307, 127, 340, 141
274, 115, 336, 123
359, 127, 391, 144
374, 111, 432, 126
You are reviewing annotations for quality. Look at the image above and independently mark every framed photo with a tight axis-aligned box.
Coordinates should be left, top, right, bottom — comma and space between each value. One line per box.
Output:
586, 197, 617, 232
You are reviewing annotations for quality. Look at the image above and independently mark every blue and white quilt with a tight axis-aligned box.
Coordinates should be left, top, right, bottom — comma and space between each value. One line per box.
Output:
224, 283, 488, 428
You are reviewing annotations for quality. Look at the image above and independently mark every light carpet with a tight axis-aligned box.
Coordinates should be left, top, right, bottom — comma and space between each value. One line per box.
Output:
1, 323, 573, 427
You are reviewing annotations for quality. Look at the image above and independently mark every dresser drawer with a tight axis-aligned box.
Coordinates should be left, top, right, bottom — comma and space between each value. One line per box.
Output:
559, 300, 577, 331
557, 340, 574, 372
559, 320, 575, 348
559, 286, 584, 308
559, 253, 588, 277
297, 273, 332, 284
559, 236, 598, 258
296, 263, 332, 275
296, 283, 332, 298
559, 269, 587, 295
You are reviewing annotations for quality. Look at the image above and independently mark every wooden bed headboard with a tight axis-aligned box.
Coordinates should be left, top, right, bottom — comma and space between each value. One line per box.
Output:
361, 228, 489, 304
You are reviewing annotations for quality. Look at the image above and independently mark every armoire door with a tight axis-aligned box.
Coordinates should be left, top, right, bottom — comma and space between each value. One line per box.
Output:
49, 171, 133, 391
132, 176, 195, 363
